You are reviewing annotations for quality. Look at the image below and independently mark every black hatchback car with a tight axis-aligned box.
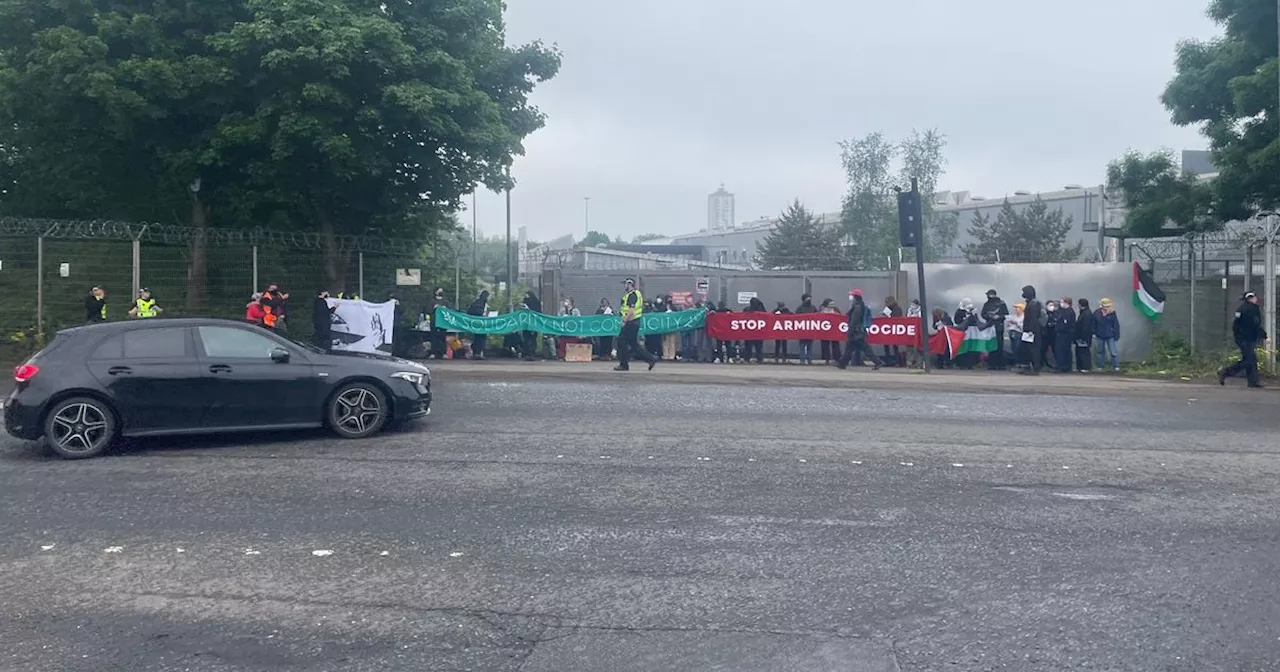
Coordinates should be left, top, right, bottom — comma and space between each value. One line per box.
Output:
3, 318, 432, 459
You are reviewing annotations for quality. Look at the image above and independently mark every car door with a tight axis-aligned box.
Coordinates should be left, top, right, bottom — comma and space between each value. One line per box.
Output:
193, 325, 324, 428
84, 327, 205, 434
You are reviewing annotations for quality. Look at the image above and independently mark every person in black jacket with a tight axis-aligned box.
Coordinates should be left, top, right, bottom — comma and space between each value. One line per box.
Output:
837, 290, 880, 370
980, 289, 1009, 370
84, 286, 108, 323
1054, 297, 1077, 373
1074, 298, 1095, 372
1219, 291, 1268, 388
312, 290, 335, 349
520, 290, 541, 361
467, 290, 490, 359
794, 294, 817, 364
1018, 285, 1045, 375
772, 301, 792, 362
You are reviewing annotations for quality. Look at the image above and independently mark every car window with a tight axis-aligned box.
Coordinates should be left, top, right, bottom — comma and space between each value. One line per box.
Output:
198, 326, 283, 359
90, 335, 123, 360
123, 328, 189, 359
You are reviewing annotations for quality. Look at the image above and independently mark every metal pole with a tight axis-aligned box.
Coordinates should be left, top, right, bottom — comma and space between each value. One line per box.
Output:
1266, 216, 1277, 374
358, 251, 365, 298
471, 192, 477, 281
454, 257, 460, 307
505, 181, 513, 311
583, 196, 591, 238
131, 236, 141, 297
251, 245, 259, 292
1189, 241, 1197, 354
1245, 244, 1253, 293
36, 235, 44, 335
911, 177, 931, 373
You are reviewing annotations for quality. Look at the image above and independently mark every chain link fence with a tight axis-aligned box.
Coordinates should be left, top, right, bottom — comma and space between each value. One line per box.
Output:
0, 217, 472, 352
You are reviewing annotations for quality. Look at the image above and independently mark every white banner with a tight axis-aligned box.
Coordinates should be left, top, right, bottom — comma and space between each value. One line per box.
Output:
326, 299, 396, 354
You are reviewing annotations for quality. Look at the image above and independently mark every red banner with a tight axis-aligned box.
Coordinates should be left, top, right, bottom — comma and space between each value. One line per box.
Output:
704, 313, 922, 345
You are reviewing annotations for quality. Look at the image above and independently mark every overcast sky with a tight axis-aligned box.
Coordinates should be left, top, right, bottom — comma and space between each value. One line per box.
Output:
466, 0, 1219, 243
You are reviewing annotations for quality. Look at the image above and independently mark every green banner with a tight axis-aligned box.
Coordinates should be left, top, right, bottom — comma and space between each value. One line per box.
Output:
432, 307, 705, 337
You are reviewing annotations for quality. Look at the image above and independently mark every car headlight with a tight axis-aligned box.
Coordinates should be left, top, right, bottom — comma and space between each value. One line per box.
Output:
391, 371, 427, 387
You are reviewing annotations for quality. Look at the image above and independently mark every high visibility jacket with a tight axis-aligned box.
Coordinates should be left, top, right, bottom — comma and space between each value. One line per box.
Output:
135, 298, 158, 318
621, 289, 644, 321
337, 292, 358, 300
262, 306, 278, 328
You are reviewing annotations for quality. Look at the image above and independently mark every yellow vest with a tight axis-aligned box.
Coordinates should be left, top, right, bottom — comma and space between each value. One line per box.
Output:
135, 298, 157, 317
622, 289, 644, 320
99, 302, 107, 319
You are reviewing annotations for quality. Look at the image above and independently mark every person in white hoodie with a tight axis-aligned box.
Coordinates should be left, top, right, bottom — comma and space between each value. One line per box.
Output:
1005, 302, 1026, 368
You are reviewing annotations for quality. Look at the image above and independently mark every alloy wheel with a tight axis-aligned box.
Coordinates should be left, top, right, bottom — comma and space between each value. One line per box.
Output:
49, 403, 110, 455
335, 387, 382, 435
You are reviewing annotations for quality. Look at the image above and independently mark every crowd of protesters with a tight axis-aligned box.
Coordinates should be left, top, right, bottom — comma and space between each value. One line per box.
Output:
438, 284, 1132, 375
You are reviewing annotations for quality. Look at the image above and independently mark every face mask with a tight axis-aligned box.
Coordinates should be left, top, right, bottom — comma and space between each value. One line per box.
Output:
1047, 305, 1057, 312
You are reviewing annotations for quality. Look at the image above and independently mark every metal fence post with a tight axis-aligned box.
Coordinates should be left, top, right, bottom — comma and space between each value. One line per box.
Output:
251, 245, 258, 293
131, 235, 141, 296
1188, 242, 1197, 354
36, 235, 44, 335
358, 251, 365, 298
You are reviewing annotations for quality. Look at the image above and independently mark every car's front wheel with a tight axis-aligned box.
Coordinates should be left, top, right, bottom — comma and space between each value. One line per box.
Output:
44, 397, 117, 459
329, 382, 389, 439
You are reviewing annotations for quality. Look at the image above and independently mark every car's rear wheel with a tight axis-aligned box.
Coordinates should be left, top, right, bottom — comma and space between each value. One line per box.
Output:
44, 397, 117, 459
329, 383, 389, 439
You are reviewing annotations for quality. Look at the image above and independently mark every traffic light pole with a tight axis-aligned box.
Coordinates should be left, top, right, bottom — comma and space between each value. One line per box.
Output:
910, 178, 930, 372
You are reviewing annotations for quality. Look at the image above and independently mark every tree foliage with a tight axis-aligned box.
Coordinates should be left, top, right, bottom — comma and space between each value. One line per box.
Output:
0, 0, 560, 300
1105, 150, 1216, 236
756, 199, 844, 270
960, 198, 1084, 263
1108, 0, 1278, 227
838, 129, 949, 269
630, 233, 665, 244
580, 231, 611, 247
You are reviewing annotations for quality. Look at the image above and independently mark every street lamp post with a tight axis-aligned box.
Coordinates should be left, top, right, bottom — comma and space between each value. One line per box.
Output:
583, 197, 591, 238
505, 176, 513, 312
471, 192, 477, 283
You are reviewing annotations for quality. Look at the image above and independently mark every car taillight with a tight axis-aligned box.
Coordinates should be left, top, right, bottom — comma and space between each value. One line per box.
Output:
13, 364, 38, 382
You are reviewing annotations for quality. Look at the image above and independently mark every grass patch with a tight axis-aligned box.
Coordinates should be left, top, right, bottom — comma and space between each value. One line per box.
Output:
1124, 331, 1272, 381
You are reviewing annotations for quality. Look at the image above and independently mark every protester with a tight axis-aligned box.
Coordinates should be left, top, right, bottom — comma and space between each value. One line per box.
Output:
312, 290, 335, 349
245, 292, 265, 325
1006, 302, 1025, 367
742, 297, 767, 363
521, 290, 540, 361
1074, 298, 1094, 372
819, 299, 842, 365
837, 290, 879, 370
1018, 285, 1044, 375
1054, 297, 1077, 373
772, 301, 792, 363
881, 297, 904, 366
795, 294, 817, 364
953, 298, 978, 369
260, 284, 289, 331
1094, 298, 1121, 372
427, 288, 450, 359
85, 286, 108, 323
595, 298, 614, 361
1042, 300, 1059, 370
467, 290, 490, 359
931, 308, 954, 369
981, 289, 1009, 370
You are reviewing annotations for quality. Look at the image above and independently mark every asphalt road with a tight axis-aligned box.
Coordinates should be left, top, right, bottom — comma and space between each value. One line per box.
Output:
2, 378, 1279, 671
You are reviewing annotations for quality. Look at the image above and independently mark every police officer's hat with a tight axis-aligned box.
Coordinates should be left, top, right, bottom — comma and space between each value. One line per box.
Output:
1243, 291, 1257, 301
622, 277, 636, 286
138, 287, 150, 294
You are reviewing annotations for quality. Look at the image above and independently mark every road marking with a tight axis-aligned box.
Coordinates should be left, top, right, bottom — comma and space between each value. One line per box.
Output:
449, 552, 465, 558
851, 461, 862, 465
243, 548, 261, 556
1052, 492, 1116, 501
104, 546, 123, 554
379, 551, 390, 556
951, 463, 965, 467
312, 550, 333, 557
40, 544, 55, 551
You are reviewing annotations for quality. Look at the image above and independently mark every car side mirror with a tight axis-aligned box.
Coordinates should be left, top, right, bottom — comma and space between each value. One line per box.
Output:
270, 347, 290, 363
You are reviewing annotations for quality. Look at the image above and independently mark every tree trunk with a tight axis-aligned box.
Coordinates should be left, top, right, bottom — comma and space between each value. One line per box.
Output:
186, 196, 210, 312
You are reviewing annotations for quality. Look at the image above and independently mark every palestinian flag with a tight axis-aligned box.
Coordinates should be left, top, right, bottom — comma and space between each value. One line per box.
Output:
1133, 262, 1165, 321
930, 326, 962, 357
957, 325, 1000, 354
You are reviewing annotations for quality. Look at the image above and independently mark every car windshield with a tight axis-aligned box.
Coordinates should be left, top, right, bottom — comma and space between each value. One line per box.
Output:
274, 331, 326, 354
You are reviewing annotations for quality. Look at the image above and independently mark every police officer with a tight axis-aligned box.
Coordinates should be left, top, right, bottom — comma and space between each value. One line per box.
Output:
1219, 291, 1267, 388
129, 288, 162, 318
614, 278, 657, 372
84, 286, 107, 323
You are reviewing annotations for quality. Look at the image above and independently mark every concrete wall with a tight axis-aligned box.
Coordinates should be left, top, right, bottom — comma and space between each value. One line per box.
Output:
904, 263, 1154, 362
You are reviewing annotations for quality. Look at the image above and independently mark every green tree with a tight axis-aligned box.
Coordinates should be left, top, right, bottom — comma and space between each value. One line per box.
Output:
1105, 150, 1216, 236
756, 199, 843, 270
838, 129, 949, 269
630, 233, 665, 244
581, 231, 611, 247
0, 0, 560, 305
960, 198, 1083, 263
1107, 0, 1276, 226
